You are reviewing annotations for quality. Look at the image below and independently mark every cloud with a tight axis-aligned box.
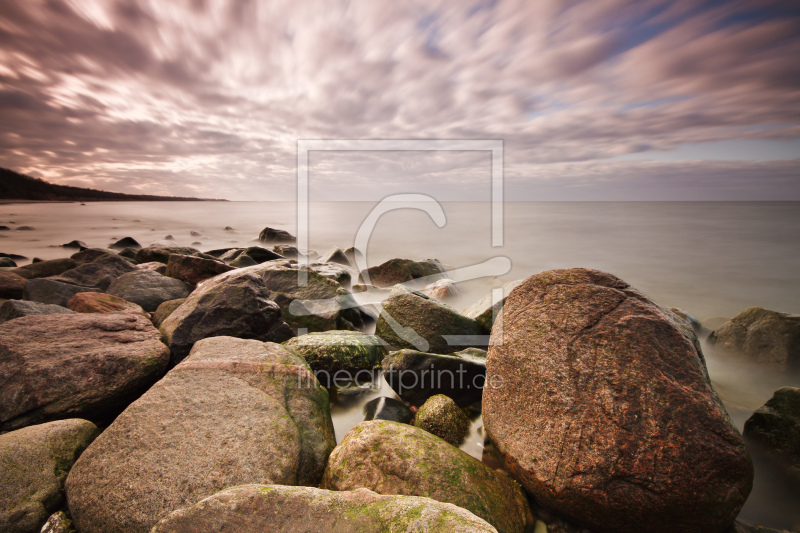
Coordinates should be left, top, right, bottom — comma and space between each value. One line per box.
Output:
0, 0, 798, 200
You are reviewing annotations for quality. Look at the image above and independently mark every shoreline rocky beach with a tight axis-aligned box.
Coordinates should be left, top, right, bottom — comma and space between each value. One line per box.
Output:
1, 225, 799, 533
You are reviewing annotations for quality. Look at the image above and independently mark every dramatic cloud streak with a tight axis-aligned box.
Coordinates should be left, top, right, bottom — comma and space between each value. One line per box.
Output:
1, 0, 798, 200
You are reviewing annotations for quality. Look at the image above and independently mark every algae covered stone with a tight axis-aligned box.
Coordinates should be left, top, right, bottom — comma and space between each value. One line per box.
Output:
743, 387, 800, 471
151, 484, 499, 533
321, 420, 530, 533
284, 330, 386, 375
414, 394, 471, 446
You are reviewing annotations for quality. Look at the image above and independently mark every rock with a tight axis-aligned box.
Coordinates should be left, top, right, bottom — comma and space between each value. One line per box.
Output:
39, 511, 76, 533
229, 254, 258, 267
669, 307, 710, 337
284, 330, 386, 379
743, 387, 800, 471
241, 246, 284, 263
66, 292, 147, 317
0, 225, 8, 230
110, 237, 141, 249
482, 268, 753, 533
152, 298, 186, 328
191, 252, 219, 261
359, 258, 444, 288
0, 419, 98, 533
223, 226, 234, 231
159, 273, 293, 362
462, 280, 523, 334
414, 394, 471, 446
107, 270, 191, 312
11, 258, 79, 280
272, 244, 299, 258
16, 225, 35, 230
164, 254, 233, 285
0, 256, 17, 267
1, 251, 28, 260
319, 246, 351, 267
150, 484, 498, 533
60, 240, 87, 250
727, 520, 796, 533
117, 247, 138, 260
23, 279, 102, 307
70, 248, 112, 263
136, 261, 167, 274
422, 278, 464, 301
363, 397, 414, 424
309, 262, 352, 288
0, 300, 76, 325
65, 337, 336, 533
220, 246, 284, 266
203, 247, 235, 258
163, 235, 175, 241
133, 246, 199, 265
708, 307, 800, 372
190, 231, 201, 237
49, 254, 138, 291
382, 347, 487, 406
376, 285, 482, 354
258, 226, 296, 244
321, 420, 531, 533
0, 313, 170, 431
0, 271, 26, 299
343, 246, 364, 267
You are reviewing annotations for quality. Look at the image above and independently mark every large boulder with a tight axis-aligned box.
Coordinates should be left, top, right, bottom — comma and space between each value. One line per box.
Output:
152, 298, 185, 327
150, 485, 498, 533
70, 248, 114, 264
258, 226, 296, 244
65, 337, 336, 533
66, 292, 147, 317
743, 387, 800, 472
133, 246, 199, 265
23, 279, 101, 307
382, 347, 486, 406
0, 419, 98, 533
376, 285, 482, 354
0, 271, 26, 299
0, 313, 170, 431
48, 255, 137, 291
462, 280, 523, 334
359, 258, 444, 287
283, 330, 386, 376
159, 273, 294, 363
0, 300, 76, 325
164, 254, 233, 285
11, 258, 78, 280
414, 394, 470, 446
708, 307, 800, 372
321, 420, 530, 533
483, 268, 753, 533
107, 270, 191, 312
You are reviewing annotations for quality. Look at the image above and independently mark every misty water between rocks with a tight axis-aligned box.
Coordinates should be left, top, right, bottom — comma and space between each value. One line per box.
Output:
2, 200, 798, 528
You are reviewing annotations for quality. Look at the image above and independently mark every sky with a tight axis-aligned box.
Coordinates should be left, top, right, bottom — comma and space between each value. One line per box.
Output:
0, 0, 799, 201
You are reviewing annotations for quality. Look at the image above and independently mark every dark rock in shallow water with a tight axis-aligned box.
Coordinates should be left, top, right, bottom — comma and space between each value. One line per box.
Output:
60, 240, 87, 250
0, 256, 17, 267
359, 257, 444, 288
1, 251, 28, 260
0, 419, 99, 533
164, 254, 233, 285
483, 268, 753, 533
0, 313, 169, 431
65, 337, 335, 533
12, 258, 79, 280
107, 270, 191, 312
23, 279, 101, 307
743, 387, 800, 472
382, 347, 486, 407
163, 235, 175, 241
0, 225, 9, 231
49, 254, 137, 291
271, 244, 299, 259
362, 397, 414, 424
16, 226, 35, 231
109, 237, 141, 249
0, 271, 26, 299
413, 394, 470, 447
258, 226, 296, 244
321, 420, 531, 533
223, 226, 234, 231
0, 300, 76, 325
319, 246, 351, 267
152, 298, 186, 328
709, 307, 800, 373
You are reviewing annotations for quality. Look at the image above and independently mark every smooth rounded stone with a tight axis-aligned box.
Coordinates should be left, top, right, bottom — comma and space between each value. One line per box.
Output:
228, 253, 258, 267
49, 254, 138, 291
0, 271, 26, 298
271, 244, 299, 258
1, 251, 28, 260
164, 254, 233, 285
107, 270, 191, 312
319, 246, 351, 267
70, 248, 113, 264
23, 278, 102, 307
708, 307, 800, 372
376, 285, 482, 354
462, 280, 523, 334
159, 273, 294, 362
150, 484, 498, 533
39, 511, 75, 533
0, 313, 170, 431
321, 420, 531, 533
358, 257, 444, 288
59, 240, 87, 250
162, 235, 175, 241
110, 237, 141, 249
0, 256, 18, 267
284, 330, 386, 375
66, 292, 147, 317
136, 261, 167, 274
0, 300, 76, 325
65, 337, 336, 533
152, 298, 186, 328
422, 278, 464, 301
743, 387, 800, 471
16, 225, 35, 230
363, 397, 415, 424
11, 258, 79, 280
258, 226, 296, 244
382, 347, 487, 406
0, 225, 9, 230
133, 246, 199, 265
0, 419, 98, 533
483, 268, 753, 533
414, 394, 470, 447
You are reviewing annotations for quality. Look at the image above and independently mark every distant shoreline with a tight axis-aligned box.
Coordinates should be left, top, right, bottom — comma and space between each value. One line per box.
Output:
0, 199, 228, 205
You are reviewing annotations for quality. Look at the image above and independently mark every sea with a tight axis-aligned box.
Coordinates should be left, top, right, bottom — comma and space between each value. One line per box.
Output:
1, 200, 798, 528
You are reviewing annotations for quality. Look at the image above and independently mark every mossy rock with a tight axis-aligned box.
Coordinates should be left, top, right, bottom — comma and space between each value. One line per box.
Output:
284, 330, 386, 377
414, 394, 470, 446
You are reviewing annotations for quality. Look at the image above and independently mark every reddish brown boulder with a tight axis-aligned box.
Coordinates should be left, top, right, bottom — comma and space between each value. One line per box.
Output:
358, 258, 444, 288
164, 254, 233, 285
67, 292, 148, 317
483, 268, 753, 533
0, 271, 26, 299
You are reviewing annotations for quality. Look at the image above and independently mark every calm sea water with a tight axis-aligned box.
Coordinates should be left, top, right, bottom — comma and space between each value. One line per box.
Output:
2, 200, 798, 527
